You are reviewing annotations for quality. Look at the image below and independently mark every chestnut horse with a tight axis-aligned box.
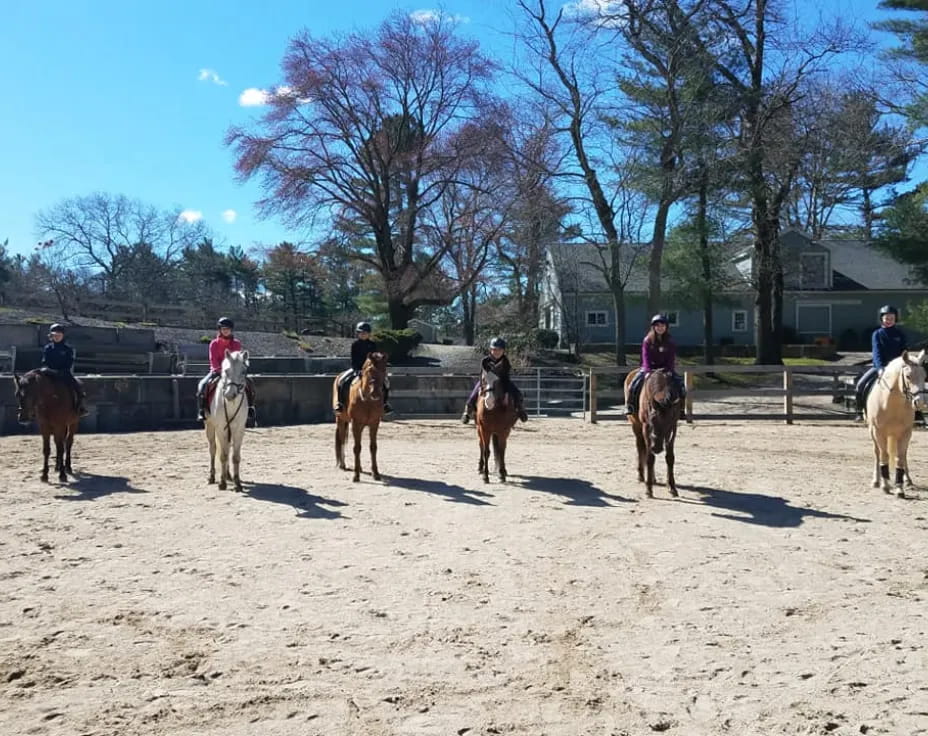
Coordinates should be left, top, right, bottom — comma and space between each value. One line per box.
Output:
12, 370, 80, 483
624, 368, 681, 498
475, 368, 519, 483
333, 352, 388, 483
866, 349, 928, 498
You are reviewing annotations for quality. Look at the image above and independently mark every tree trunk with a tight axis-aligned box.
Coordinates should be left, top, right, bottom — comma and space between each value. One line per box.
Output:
696, 169, 714, 365
612, 286, 626, 367
462, 285, 476, 346
647, 196, 672, 317
388, 296, 414, 330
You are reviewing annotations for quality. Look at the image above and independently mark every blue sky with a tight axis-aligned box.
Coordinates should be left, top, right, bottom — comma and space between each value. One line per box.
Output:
0, 0, 915, 258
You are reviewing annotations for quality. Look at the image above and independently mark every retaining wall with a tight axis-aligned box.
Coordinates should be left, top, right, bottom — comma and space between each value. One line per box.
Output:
0, 374, 476, 435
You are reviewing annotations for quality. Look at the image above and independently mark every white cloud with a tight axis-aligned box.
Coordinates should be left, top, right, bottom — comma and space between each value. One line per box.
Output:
239, 87, 270, 107
221, 209, 237, 224
197, 68, 227, 86
564, 0, 627, 25
410, 9, 470, 25
178, 210, 203, 223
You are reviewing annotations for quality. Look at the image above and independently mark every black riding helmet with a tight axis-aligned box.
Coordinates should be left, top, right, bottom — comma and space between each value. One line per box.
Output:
650, 314, 669, 326
879, 305, 899, 319
356, 321, 372, 334
48, 323, 66, 335
217, 317, 234, 329
489, 337, 507, 349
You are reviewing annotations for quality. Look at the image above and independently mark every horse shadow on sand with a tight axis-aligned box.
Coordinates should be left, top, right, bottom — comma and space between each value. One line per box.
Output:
54, 472, 148, 501
385, 475, 496, 506
510, 475, 635, 507
243, 482, 347, 520
674, 484, 870, 528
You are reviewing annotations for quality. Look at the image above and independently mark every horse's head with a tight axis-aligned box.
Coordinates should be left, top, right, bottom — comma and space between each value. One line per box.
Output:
221, 349, 249, 401
12, 373, 33, 424
359, 352, 388, 402
643, 370, 681, 454
480, 368, 505, 411
900, 350, 928, 410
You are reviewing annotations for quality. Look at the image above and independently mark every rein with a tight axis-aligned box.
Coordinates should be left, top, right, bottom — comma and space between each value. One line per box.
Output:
879, 364, 928, 406
218, 373, 246, 442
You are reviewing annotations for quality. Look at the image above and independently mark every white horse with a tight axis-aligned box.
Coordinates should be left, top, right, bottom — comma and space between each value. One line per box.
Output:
866, 349, 928, 498
205, 349, 250, 492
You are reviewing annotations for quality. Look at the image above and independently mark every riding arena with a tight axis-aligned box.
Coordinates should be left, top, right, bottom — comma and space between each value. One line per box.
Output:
2, 337, 926, 736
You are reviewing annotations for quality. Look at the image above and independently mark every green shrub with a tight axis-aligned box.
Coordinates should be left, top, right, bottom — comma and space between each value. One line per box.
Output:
282, 329, 299, 339
535, 328, 559, 349
372, 328, 422, 362
199, 334, 212, 344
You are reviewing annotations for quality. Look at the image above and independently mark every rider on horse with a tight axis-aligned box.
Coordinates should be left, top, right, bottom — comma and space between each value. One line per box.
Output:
625, 314, 686, 419
855, 305, 921, 423
461, 337, 528, 424
334, 322, 392, 415
196, 317, 257, 424
42, 324, 88, 417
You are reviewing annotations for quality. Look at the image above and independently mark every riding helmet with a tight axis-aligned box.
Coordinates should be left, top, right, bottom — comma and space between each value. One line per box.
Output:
650, 314, 669, 326
489, 337, 507, 349
217, 317, 235, 329
48, 323, 66, 334
356, 321, 372, 334
878, 305, 898, 319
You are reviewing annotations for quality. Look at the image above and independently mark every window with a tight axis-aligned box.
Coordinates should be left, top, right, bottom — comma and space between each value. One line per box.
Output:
586, 311, 608, 326
665, 311, 679, 327
732, 309, 748, 332
799, 253, 828, 289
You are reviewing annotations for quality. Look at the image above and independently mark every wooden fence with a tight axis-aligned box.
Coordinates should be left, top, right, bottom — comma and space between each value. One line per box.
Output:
588, 364, 867, 424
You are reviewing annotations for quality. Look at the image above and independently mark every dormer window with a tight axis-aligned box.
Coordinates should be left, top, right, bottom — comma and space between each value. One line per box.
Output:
799, 252, 828, 289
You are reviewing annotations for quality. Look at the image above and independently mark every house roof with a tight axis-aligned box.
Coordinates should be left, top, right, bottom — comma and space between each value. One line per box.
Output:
818, 239, 923, 290
548, 242, 746, 294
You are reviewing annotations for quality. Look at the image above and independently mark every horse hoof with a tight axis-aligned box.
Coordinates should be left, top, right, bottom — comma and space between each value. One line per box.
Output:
352, 476, 360, 483
896, 488, 907, 499
41, 475, 49, 483
482, 476, 489, 484
372, 474, 382, 482
218, 481, 227, 491
872, 480, 881, 489
234, 484, 243, 493
669, 488, 679, 498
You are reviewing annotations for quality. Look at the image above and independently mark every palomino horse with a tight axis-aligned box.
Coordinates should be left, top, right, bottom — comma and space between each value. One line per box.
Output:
204, 349, 250, 492
475, 368, 519, 483
12, 370, 80, 483
333, 352, 388, 483
624, 368, 681, 498
865, 349, 928, 498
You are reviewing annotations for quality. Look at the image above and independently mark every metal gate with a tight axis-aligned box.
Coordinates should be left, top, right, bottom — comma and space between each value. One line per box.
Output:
511, 369, 589, 418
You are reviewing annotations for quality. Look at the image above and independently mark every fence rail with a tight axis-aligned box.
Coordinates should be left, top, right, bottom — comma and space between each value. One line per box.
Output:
589, 364, 867, 424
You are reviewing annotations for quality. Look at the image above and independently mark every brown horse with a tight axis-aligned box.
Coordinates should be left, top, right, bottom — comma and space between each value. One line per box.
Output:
624, 368, 681, 498
475, 368, 519, 483
333, 352, 388, 483
12, 370, 80, 483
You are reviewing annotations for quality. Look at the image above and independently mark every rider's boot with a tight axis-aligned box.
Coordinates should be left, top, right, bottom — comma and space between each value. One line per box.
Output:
516, 400, 528, 423
461, 404, 474, 424
246, 406, 257, 428
76, 394, 89, 418
196, 394, 207, 422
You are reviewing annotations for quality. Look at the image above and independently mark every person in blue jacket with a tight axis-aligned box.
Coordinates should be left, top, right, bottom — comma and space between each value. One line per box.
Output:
41, 324, 88, 416
855, 305, 911, 420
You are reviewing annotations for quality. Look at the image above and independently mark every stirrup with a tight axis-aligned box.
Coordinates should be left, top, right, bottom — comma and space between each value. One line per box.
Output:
461, 410, 471, 424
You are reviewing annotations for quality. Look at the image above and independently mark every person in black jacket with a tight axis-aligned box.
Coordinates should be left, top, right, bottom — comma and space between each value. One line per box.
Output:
855, 305, 918, 421
461, 337, 528, 423
335, 322, 392, 414
41, 324, 88, 416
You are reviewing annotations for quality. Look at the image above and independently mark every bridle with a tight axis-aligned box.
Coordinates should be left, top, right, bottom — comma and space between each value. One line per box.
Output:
219, 360, 247, 441
357, 360, 384, 403
881, 361, 928, 407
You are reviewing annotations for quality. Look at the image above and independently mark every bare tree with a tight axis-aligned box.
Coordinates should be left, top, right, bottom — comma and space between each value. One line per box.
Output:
226, 12, 496, 329
35, 193, 207, 294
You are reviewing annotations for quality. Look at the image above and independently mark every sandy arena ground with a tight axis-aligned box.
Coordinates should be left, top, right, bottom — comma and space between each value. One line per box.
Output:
0, 417, 926, 736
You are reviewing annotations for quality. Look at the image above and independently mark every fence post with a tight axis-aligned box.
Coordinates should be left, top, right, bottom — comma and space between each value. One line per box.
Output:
783, 368, 793, 425
588, 371, 598, 424
172, 377, 180, 421
684, 371, 693, 423
536, 368, 542, 417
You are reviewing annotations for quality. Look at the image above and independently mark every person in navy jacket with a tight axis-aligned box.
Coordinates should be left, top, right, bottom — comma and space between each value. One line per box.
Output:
855, 305, 914, 419
625, 314, 686, 418
41, 324, 88, 416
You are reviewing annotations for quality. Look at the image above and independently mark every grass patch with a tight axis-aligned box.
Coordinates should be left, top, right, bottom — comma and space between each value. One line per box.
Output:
282, 329, 299, 340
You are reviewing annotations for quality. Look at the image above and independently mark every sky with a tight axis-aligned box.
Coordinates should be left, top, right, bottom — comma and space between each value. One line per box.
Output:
0, 0, 915, 259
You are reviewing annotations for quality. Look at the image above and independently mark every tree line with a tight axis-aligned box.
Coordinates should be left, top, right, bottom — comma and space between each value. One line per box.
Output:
4, 0, 928, 363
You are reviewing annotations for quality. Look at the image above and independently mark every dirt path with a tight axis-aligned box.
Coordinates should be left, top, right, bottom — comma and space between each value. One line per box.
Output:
1, 419, 926, 736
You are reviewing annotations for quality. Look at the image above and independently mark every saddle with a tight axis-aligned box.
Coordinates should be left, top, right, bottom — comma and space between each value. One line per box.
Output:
204, 374, 222, 406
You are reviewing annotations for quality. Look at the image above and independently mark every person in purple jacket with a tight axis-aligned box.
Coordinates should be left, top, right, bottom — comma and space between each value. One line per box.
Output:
625, 314, 686, 418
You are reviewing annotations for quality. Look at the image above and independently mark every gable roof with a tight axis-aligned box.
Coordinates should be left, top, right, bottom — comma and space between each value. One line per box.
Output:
818, 239, 923, 290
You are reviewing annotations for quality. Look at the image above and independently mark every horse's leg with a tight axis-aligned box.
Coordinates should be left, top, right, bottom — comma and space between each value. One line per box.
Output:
41, 429, 50, 483
232, 431, 243, 493
879, 433, 893, 494
65, 423, 75, 475
54, 429, 67, 483
666, 434, 678, 498
493, 433, 507, 482
217, 432, 229, 491
335, 418, 346, 470
632, 422, 646, 483
369, 421, 381, 481
206, 421, 217, 484
895, 430, 913, 498
476, 423, 485, 475
645, 446, 656, 498
478, 426, 490, 483
352, 422, 363, 482
869, 427, 885, 490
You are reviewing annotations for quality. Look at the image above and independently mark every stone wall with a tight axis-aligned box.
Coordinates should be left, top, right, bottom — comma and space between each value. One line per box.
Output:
0, 374, 476, 435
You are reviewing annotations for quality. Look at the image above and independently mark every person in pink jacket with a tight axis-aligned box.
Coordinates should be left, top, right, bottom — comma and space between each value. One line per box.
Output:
196, 317, 256, 424
625, 314, 686, 418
